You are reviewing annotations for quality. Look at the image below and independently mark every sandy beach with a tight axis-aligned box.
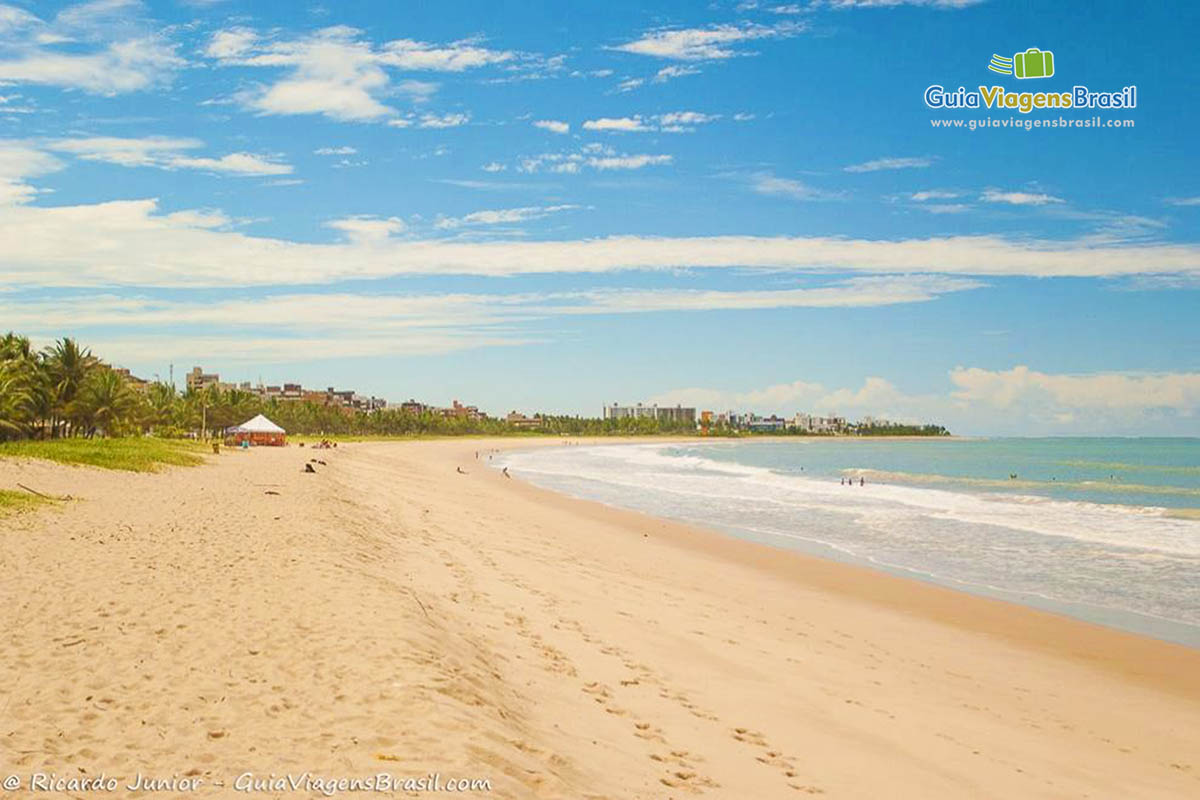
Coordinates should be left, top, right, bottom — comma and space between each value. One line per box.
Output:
2, 437, 1198, 799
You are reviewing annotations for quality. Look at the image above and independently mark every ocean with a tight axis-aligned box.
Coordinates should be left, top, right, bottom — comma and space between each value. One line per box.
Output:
495, 438, 1200, 647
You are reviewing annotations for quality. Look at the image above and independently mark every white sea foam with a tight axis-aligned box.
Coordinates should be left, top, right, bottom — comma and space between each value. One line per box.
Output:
504, 444, 1200, 556
498, 442, 1200, 643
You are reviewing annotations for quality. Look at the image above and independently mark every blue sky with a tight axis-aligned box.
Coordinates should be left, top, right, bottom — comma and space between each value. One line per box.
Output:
1, 0, 1197, 434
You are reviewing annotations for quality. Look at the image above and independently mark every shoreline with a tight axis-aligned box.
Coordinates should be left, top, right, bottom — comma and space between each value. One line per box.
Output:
3, 437, 1198, 797
471, 437, 1200, 698
489, 437, 1200, 651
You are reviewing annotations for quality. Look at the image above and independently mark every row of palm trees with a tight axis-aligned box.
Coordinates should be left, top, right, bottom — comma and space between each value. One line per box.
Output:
1, 332, 702, 442
0, 334, 144, 440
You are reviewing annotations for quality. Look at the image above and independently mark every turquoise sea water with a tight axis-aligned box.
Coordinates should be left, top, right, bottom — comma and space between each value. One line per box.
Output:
497, 438, 1200, 647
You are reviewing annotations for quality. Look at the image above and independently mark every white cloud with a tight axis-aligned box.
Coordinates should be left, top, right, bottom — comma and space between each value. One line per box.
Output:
980, 189, 1064, 206
920, 203, 970, 214
0, 36, 181, 94
516, 144, 673, 174
950, 366, 1200, 416
207, 26, 510, 122
649, 364, 1200, 433
0, 174, 1197, 287
46, 136, 292, 176
845, 156, 934, 173
582, 111, 719, 133
417, 111, 470, 128
314, 145, 357, 155
587, 153, 672, 170
324, 215, 407, 243
823, 1, 983, 8
0, 276, 980, 365
750, 172, 828, 201
481, 162, 506, 172
614, 22, 804, 60
388, 111, 470, 129
653, 65, 700, 83
582, 116, 651, 132
1164, 197, 1200, 207
648, 375, 929, 419
0, 141, 64, 204
204, 27, 257, 59
563, 275, 982, 313
533, 119, 570, 134
615, 77, 645, 92
911, 189, 961, 201
0, 1, 182, 94
434, 204, 579, 230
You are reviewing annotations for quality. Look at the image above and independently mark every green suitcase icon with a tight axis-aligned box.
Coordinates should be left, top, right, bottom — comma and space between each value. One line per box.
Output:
1014, 48, 1054, 79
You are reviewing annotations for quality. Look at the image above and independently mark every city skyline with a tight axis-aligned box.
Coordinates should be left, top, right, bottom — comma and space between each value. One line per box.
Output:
1, 0, 1198, 435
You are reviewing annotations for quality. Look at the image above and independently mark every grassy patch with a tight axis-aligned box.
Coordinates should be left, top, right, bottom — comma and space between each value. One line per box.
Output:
0, 437, 207, 472
0, 488, 55, 516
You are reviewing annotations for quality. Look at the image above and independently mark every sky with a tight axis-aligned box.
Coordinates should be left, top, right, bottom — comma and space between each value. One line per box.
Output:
0, 0, 1197, 435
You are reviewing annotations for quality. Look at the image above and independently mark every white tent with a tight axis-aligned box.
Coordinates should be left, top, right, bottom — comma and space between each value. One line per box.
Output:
231, 414, 286, 434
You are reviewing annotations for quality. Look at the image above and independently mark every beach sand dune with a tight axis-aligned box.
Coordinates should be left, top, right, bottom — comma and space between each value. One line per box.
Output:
2, 438, 1198, 798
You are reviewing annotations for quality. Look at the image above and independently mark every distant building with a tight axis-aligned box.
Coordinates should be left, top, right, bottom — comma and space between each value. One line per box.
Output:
747, 414, 787, 432
111, 366, 150, 392
506, 411, 541, 429
789, 413, 845, 434
603, 403, 696, 425
400, 399, 428, 415
186, 366, 223, 392
442, 400, 485, 421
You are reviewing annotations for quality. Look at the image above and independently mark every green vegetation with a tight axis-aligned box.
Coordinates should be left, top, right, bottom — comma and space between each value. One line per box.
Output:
0, 332, 699, 446
1, 331, 949, 449
854, 423, 952, 437
0, 437, 206, 472
0, 488, 54, 516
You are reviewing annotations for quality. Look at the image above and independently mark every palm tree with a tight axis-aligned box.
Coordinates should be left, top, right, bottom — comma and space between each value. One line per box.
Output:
42, 338, 98, 437
0, 362, 35, 440
71, 369, 137, 438
145, 381, 178, 431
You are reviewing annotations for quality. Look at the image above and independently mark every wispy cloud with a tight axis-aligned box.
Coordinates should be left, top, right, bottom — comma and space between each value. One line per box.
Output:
1164, 196, 1200, 207
613, 21, 804, 61
582, 111, 720, 133
434, 204, 580, 230
206, 25, 510, 122
1, 275, 982, 363
517, 143, 673, 174
388, 111, 471, 129
2, 186, 1197, 287
532, 119, 570, 134
844, 156, 934, 173
324, 215, 407, 242
980, 189, 1064, 206
950, 365, 1200, 415
0, 0, 182, 94
653, 65, 701, 83
821, 0, 984, 8
750, 172, 831, 201
911, 189, 961, 201
46, 136, 293, 176
649, 363, 1200, 432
